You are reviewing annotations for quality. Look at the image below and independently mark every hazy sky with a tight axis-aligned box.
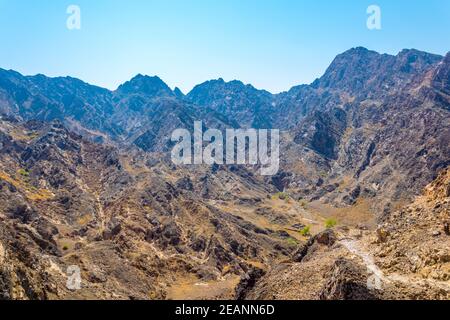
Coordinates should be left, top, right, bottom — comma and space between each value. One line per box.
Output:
0, 0, 449, 93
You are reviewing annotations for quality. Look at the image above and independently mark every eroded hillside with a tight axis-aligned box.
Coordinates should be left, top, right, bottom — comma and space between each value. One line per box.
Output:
0, 118, 312, 299
243, 169, 449, 300
0, 47, 449, 300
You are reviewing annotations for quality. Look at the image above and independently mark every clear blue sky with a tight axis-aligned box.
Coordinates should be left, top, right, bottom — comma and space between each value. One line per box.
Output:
0, 0, 449, 93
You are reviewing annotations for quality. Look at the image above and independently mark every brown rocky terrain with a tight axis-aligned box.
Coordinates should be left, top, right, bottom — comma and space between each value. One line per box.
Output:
242, 168, 450, 300
0, 47, 449, 300
0, 118, 306, 299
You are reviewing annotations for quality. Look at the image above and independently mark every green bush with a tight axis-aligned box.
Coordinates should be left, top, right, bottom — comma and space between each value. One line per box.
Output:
300, 226, 311, 237
18, 168, 30, 177
274, 192, 289, 201
325, 218, 338, 229
286, 237, 298, 247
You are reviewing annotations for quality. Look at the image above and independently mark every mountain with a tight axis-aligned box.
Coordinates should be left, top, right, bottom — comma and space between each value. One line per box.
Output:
0, 117, 296, 299
273, 48, 449, 216
187, 78, 275, 128
311, 47, 442, 94
115, 74, 175, 98
0, 69, 114, 135
243, 168, 450, 300
0, 47, 449, 300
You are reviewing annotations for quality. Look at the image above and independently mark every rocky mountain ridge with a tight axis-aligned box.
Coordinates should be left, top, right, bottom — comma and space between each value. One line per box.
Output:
1, 48, 448, 215
0, 47, 449, 300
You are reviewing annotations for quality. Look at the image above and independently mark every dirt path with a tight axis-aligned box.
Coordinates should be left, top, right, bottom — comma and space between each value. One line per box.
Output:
339, 238, 450, 292
292, 200, 450, 294
340, 239, 390, 286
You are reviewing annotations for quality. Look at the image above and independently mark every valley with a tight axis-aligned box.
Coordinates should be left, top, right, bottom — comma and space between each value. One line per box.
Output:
0, 47, 449, 300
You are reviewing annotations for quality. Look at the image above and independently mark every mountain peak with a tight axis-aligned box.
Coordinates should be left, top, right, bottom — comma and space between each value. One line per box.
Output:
339, 46, 380, 58
188, 78, 254, 96
313, 47, 442, 92
116, 74, 174, 97
312, 47, 384, 90
173, 87, 185, 98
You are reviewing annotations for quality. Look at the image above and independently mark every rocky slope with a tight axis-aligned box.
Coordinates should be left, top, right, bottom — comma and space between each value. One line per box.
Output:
0, 49, 448, 216
0, 47, 449, 300
275, 48, 450, 216
0, 117, 304, 299
372, 168, 450, 285
242, 169, 449, 300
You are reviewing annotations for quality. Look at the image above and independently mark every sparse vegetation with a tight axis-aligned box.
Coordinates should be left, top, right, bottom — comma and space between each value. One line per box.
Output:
300, 226, 311, 237
26, 132, 39, 140
286, 237, 299, 247
0, 170, 53, 201
273, 192, 290, 202
319, 171, 328, 178
18, 168, 30, 177
325, 218, 338, 229
0, 44, 446, 302
298, 199, 308, 209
